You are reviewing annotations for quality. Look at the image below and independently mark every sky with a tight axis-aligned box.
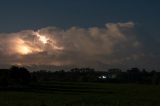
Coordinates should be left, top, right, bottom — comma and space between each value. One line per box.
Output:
0, 0, 160, 70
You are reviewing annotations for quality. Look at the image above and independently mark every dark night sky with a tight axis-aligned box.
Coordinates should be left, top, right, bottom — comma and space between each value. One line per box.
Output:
0, 0, 159, 31
0, 0, 160, 70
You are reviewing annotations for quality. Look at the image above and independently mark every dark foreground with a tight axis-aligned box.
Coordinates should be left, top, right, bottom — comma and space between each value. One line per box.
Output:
1, 82, 160, 106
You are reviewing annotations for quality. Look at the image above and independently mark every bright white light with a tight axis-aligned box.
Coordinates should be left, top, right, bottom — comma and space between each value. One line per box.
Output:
16, 45, 32, 55
102, 76, 107, 79
13, 38, 43, 55
39, 35, 48, 44
99, 75, 107, 79
34, 32, 49, 44
33, 31, 64, 51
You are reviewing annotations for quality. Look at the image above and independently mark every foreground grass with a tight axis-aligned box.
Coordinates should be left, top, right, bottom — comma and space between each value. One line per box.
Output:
1, 82, 160, 106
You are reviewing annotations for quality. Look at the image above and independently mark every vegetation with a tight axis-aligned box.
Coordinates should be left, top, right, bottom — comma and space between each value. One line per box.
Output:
0, 66, 160, 105
1, 82, 160, 106
31, 67, 160, 85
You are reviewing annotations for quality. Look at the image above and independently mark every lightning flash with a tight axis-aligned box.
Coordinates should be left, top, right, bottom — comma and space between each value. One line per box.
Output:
13, 31, 63, 55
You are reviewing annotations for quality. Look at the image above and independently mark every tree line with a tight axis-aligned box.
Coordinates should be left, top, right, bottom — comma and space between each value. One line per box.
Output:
0, 66, 160, 87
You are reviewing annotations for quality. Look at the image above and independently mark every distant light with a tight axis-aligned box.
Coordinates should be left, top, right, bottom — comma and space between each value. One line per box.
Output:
98, 75, 107, 79
102, 76, 107, 79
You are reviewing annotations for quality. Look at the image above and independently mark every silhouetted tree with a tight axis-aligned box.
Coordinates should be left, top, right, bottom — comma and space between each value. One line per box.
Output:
9, 66, 31, 85
0, 69, 10, 87
126, 68, 141, 83
150, 70, 159, 85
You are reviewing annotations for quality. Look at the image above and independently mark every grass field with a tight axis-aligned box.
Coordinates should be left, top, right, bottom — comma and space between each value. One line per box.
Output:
1, 82, 160, 106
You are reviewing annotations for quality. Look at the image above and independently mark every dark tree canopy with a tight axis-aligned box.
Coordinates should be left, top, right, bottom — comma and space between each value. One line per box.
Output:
9, 66, 31, 85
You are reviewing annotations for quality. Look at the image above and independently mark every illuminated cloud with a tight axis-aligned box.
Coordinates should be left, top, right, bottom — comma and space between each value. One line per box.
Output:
0, 22, 143, 68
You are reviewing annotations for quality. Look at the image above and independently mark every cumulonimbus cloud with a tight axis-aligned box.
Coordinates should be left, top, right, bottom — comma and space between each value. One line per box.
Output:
0, 22, 143, 68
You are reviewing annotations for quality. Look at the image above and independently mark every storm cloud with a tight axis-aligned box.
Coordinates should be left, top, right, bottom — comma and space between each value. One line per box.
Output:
0, 22, 145, 69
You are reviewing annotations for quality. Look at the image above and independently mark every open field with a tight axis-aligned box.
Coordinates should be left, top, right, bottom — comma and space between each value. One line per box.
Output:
1, 82, 160, 106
